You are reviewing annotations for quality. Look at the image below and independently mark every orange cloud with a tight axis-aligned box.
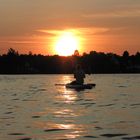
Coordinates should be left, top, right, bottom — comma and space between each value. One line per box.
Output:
83, 7, 140, 18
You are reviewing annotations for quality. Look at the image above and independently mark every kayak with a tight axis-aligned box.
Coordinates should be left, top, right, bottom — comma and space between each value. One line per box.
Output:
65, 83, 96, 89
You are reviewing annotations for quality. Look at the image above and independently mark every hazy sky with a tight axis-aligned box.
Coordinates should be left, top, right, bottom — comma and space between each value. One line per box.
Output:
0, 0, 140, 55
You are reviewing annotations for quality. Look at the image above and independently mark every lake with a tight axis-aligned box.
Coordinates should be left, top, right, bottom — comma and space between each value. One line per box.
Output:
0, 74, 140, 140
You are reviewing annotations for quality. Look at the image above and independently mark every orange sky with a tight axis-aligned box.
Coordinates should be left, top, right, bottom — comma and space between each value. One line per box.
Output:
0, 0, 140, 55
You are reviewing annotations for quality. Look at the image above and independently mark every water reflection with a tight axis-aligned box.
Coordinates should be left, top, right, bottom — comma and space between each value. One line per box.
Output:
65, 132, 81, 139
46, 75, 86, 139
1, 75, 139, 140
61, 90, 78, 103
54, 109, 78, 118
34, 121, 85, 139
56, 75, 80, 103
35, 121, 75, 130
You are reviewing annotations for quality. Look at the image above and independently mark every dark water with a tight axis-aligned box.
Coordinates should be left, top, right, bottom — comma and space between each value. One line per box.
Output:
0, 74, 140, 140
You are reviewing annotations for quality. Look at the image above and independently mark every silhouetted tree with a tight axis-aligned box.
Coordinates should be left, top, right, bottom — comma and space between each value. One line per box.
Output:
0, 48, 139, 74
74, 50, 80, 56
123, 50, 129, 58
7, 48, 19, 56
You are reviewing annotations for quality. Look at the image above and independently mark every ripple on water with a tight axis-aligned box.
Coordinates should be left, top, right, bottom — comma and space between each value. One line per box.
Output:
9, 133, 25, 135
84, 135, 98, 138
80, 102, 96, 108
12, 98, 20, 100
130, 103, 140, 106
94, 126, 103, 130
44, 128, 66, 132
18, 138, 32, 140
118, 85, 127, 88
0, 117, 15, 119
101, 133, 128, 138
4, 112, 13, 114
122, 136, 140, 140
32, 116, 41, 118
12, 94, 17, 96
98, 103, 115, 107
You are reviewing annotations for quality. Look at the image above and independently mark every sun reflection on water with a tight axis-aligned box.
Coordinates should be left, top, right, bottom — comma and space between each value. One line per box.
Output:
34, 121, 85, 139
54, 109, 78, 118
56, 75, 80, 103
62, 91, 78, 103
61, 75, 72, 84
33, 75, 89, 139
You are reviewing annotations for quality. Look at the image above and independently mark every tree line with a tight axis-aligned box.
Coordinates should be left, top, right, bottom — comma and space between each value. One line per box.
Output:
0, 48, 140, 74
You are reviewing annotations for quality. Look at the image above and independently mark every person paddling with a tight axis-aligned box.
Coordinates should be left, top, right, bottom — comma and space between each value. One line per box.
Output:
71, 64, 85, 85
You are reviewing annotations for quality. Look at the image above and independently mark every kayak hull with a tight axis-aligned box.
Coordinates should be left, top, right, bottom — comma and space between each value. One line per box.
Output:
66, 83, 96, 89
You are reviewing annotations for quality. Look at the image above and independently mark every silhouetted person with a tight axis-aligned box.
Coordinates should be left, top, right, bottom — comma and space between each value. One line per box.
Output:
71, 64, 85, 85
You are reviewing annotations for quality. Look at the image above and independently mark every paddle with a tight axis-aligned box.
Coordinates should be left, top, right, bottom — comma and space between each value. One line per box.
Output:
55, 84, 65, 86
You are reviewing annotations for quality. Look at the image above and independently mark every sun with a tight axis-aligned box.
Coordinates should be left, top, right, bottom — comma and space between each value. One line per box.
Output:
54, 31, 80, 56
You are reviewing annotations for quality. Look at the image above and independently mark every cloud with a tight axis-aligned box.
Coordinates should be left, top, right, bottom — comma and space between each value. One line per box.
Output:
0, 35, 46, 45
0, 40, 42, 44
37, 27, 109, 36
37, 30, 63, 35
82, 7, 140, 18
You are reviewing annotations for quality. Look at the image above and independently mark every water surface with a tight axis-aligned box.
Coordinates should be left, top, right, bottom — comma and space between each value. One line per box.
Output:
0, 74, 140, 140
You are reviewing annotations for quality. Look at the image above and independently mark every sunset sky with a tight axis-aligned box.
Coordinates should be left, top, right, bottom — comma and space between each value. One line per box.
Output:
0, 0, 140, 55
